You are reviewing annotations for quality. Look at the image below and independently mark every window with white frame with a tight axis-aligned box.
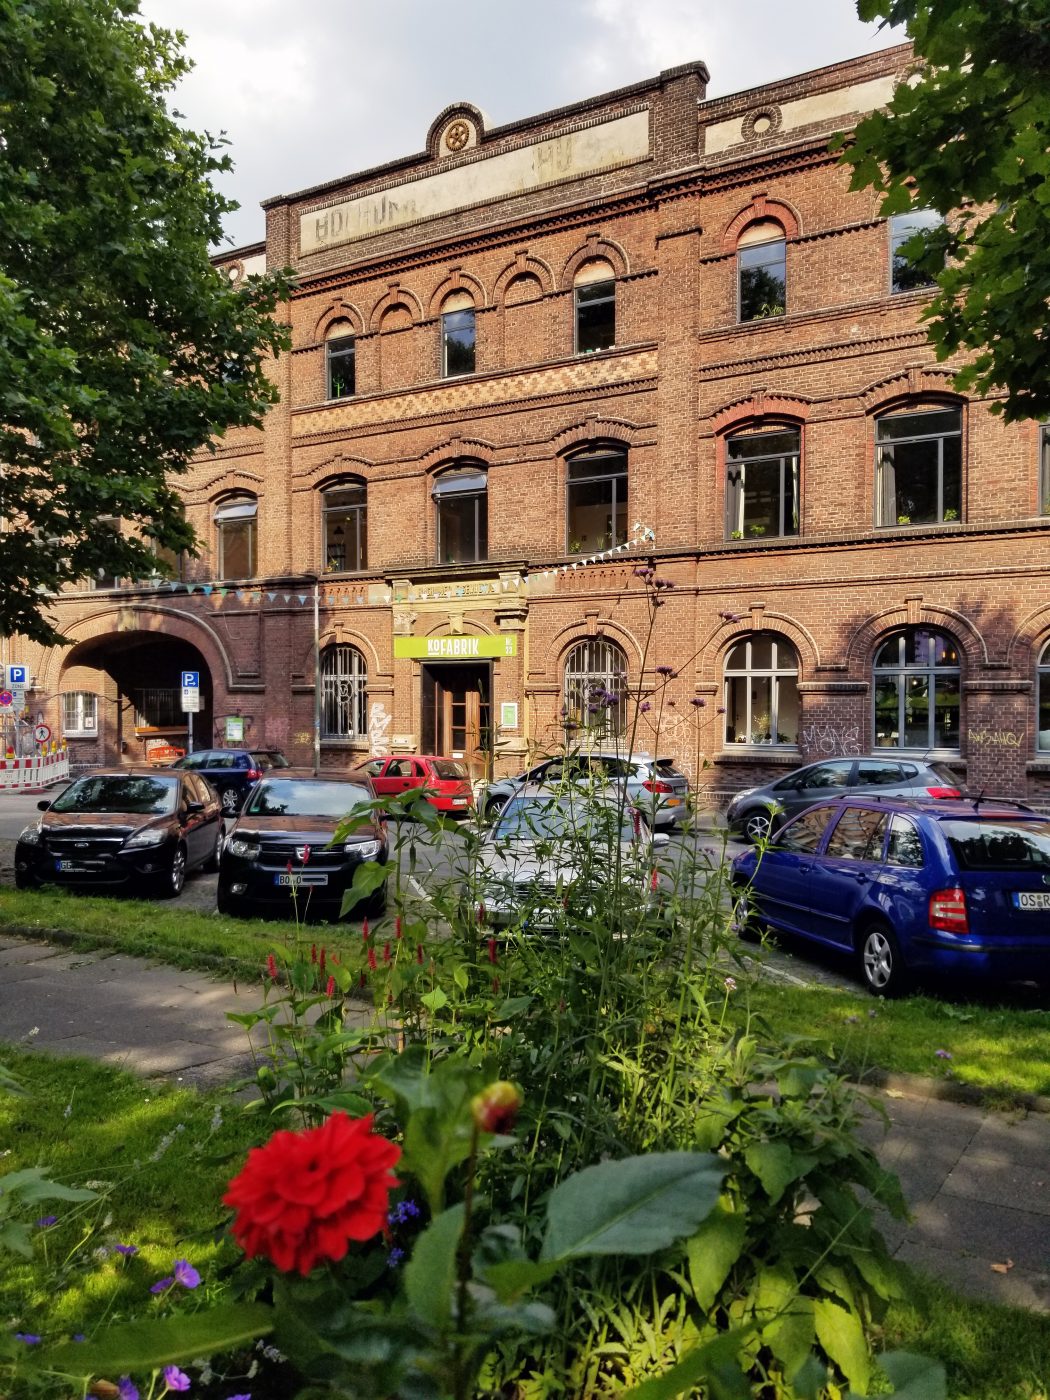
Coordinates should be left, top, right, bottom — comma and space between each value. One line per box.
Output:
876, 406, 961, 527
1037, 641, 1050, 753
737, 221, 786, 322
725, 427, 799, 539
873, 628, 960, 751
574, 259, 616, 354
320, 644, 367, 740
563, 638, 627, 740
723, 634, 799, 746
214, 494, 257, 580
566, 447, 627, 554
62, 692, 98, 736
434, 464, 487, 564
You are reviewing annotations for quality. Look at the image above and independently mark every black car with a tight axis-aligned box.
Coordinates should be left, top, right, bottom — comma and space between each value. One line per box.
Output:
725, 755, 965, 842
217, 774, 388, 920
172, 748, 289, 815
15, 768, 224, 897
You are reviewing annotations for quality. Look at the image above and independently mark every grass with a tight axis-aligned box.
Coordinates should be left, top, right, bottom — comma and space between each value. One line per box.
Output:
2, 1048, 1049, 1400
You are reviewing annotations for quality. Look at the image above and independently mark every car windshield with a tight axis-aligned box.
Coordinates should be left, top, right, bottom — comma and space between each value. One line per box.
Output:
253, 752, 290, 770
942, 818, 1050, 871
50, 775, 179, 816
431, 760, 468, 780
245, 780, 374, 818
492, 797, 633, 842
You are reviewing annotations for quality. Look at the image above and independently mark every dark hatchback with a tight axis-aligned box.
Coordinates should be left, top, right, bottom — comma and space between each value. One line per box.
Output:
731, 796, 1050, 995
15, 769, 224, 897
172, 748, 290, 814
217, 775, 388, 920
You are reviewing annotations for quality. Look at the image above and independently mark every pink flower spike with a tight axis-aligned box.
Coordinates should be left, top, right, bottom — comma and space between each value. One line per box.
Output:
326, 975, 336, 997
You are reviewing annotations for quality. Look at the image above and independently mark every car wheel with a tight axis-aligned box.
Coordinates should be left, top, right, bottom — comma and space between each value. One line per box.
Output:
742, 810, 773, 843
161, 844, 187, 900
731, 882, 763, 943
858, 921, 909, 998
15, 870, 40, 891
365, 883, 388, 919
220, 788, 241, 815
202, 823, 225, 874
217, 884, 245, 918
485, 795, 507, 821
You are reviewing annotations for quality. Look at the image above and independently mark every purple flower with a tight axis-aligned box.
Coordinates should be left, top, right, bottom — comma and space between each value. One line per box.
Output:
935, 1049, 953, 1060
163, 1366, 191, 1392
387, 1247, 406, 1269
690, 697, 706, 708
716, 706, 726, 715
173, 1259, 200, 1289
388, 1199, 421, 1226
35, 1215, 57, 1228
228, 1395, 252, 1400
639, 701, 652, 713
655, 665, 676, 676
114, 1243, 138, 1256
150, 1276, 174, 1294
74, 1333, 86, 1342
15, 1333, 41, 1344
119, 1379, 139, 1400
724, 976, 737, 992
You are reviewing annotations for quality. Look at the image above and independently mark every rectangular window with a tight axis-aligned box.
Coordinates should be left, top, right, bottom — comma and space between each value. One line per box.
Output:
566, 451, 627, 554
725, 430, 799, 539
133, 689, 182, 730
739, 240, 786, 321
62, 692, 97, 736
575, 280, 615, 354
441, 310, 476, 377
323, 486, 367, 572
433, 469, 487, 564
214, 498, 257, 580
890, 209, 943, 294
1041, 425, 1050, 515
876, 408, 961, 527
327, 336, 356, 399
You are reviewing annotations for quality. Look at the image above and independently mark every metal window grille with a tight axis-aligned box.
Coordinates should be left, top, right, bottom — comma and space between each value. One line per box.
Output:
563, 638, 627, 740
320, 645, 367, 739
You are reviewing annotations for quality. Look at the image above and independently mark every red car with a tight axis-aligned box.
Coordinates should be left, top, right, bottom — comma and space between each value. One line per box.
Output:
352, 755, 475, 814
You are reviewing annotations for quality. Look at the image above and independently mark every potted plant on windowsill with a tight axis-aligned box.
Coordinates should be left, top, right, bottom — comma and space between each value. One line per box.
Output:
896, 514, 911, 526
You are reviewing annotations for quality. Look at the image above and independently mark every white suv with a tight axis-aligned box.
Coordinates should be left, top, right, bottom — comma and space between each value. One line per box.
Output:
481, 749, 690, 830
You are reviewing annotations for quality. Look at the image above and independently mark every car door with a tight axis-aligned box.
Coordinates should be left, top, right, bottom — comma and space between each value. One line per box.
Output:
804, 806, 889, 947
851, 758, 905, 798
179, 774, 211, 865
382, 759, 418, 797
752, 804, 840, 936
366, 758, 396, 797
778, 760, 856, 823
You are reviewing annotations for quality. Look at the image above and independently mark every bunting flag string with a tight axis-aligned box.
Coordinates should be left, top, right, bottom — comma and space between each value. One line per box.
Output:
533, 522, 656, 580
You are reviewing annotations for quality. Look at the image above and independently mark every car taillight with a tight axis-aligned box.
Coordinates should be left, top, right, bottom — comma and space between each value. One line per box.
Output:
929, 887, 969, 933
246, 768, 263, 781
643, 780, 674, 794
926, 785, 961, 799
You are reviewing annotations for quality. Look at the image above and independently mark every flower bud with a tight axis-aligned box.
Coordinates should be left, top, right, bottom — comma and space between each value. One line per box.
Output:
471, 1081, 523, 1134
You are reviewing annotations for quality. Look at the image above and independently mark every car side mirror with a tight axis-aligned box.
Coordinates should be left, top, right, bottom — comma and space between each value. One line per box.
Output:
652, 831, 671, 848
37, 799, 51, 811
185, 800, 205, 815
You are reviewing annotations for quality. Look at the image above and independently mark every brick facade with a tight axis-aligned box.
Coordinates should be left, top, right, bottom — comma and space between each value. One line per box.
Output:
21, 45, 1050, 804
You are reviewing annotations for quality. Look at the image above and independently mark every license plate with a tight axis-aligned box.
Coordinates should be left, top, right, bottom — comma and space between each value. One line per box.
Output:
666, 798, 681, 807
1014, 891, 1050, 911
275, 872, 329, 887
57, 860, 92, 873
452, 798, 468, 806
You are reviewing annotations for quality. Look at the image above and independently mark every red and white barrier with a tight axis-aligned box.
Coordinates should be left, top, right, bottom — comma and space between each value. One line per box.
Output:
0, 749, 71, 791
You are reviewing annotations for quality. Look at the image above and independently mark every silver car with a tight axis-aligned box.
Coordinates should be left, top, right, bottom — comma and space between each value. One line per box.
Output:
480, 749, 689, 829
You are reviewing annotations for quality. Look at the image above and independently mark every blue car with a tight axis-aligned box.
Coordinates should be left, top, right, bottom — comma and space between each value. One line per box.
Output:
730, 797, 1050, 996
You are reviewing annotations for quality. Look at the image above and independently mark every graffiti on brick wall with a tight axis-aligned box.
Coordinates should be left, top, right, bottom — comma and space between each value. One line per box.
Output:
967, 727, 1024, 749
368, 701, 392, 754
801, 723, 861, 757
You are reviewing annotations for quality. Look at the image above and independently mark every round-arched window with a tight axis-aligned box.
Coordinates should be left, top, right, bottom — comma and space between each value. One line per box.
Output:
873, 628, 960, 751
564, 638, 627, 739
320, 644, 367, 740
1037, 642, 1050, 753
723, 634, 799, 746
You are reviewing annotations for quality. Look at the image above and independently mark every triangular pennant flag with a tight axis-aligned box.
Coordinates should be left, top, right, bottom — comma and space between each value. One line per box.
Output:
297, 593, 307, 604
218, 588, 228, 598
266, 592, 277, 602
282, 593, 291, 603
185, 585, 196, 594
201, 585, 212, 596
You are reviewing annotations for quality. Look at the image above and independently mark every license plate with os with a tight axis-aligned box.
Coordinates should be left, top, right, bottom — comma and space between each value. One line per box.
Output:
1013, 891, 1050, 911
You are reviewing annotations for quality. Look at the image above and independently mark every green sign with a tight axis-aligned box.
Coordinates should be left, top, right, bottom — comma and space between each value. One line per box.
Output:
225, 716, 245, 743
394, 634, 518, 660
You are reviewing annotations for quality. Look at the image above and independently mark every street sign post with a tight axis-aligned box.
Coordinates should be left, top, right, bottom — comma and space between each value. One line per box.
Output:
33, 723, 51, 745
180, 671, 201, 753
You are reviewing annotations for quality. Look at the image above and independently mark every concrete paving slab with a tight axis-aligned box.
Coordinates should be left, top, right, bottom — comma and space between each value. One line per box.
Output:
968, 1112, 1050, 1167
893, 1238, 1050, 1312
904, 1194, 1050, 1274
943, 1156, 1050, 1216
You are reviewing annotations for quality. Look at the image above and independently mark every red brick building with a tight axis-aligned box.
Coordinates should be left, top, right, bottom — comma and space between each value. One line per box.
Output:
23, 44, 1050, 802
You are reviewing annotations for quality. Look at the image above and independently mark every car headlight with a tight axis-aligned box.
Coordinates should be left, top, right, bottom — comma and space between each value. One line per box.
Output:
18, 824, 41, 845
123, 827, 168, 849
226, 836, 260, 860
345, 839, 382, 860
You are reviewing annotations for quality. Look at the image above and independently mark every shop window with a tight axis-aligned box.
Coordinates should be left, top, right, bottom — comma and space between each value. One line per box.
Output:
62, 692, 98, 737
320, 644, 367, 740
890, 209, 943, 294
326, 323, 356, 400
440, 292, 476, 377
1040, 425, 1050, 516
723, 634, 799, 746
725, 427, 799, 539
322, 481, 367, 573
873, 627, 960, 751
738, 221, 786, 322
1038, 641, 1050, 753
214, 494, 257, 580
574, 259, 616, 354
433, 464, 487, 564
566, 447, 627, 554
876, 406, 961, 527
564, 637, 627, 740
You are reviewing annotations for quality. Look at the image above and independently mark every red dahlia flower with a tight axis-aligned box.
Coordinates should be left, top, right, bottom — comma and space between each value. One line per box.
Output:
223, 1112, 400, 1275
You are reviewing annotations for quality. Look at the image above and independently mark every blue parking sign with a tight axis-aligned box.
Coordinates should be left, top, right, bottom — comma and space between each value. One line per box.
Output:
181, 671, 200, 689
7, 665, 26, 686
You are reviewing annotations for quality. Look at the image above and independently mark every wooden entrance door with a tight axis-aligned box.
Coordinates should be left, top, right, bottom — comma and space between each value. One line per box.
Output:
422, 663, 491, 779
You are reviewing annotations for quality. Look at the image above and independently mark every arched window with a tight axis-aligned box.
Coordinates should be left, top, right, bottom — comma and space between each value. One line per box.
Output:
440, 292, 475, 377
214, 493, 257, 580
566, 446, 627, 554
325, 320, 356, 400
564, 638, 627, 740
1036, 642, 1050, 752
725, 427, 799, 539
574, 259, 615, 353
873, 628, 960, 751
723, 634, 799, 746
322, 481, 367, 573
876, 406, 961, 527
738, 221, 786, 322
433, 464, 487, 564
889, 208, 943, 294
320, 644, 367, 739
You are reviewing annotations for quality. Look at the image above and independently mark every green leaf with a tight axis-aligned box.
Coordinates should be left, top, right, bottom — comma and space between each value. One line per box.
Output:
686, 1198, 747, 1309
743, 1142, 815, 1204
493, 995, 533, 1019
0, 1167, 97, 1205
813, 1296, 871, 1393
541, 1152, 724, 1262
47, 1302, 273, 1377
860, 1351, 946, 1399
421, 987, 449, 1012
404, 1203, 464, 1330
622, 1328, 753, 1399
482, 1257, 561, 1300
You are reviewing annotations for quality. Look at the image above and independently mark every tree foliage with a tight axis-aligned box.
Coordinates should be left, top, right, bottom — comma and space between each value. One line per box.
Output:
0, 0, 293, 642
842, 0, 1050, 421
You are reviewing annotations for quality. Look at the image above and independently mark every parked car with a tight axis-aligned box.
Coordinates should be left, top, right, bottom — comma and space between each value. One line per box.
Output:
171, 748, 290, 815
15, 768, 224, 897
725, 755, 964, 843
481, 750, 690, 829
351, 755, 474, 814
218, 774, 387, 920
477, 784, 668, 930
730, 795, 1050, 996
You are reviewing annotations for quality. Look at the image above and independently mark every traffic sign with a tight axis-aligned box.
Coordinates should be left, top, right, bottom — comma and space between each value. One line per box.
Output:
181, 669, 201, 714
0, 690, 12, 710
33, 723, 51, 745
7, 665, 26, 688
181, 671, 200, 689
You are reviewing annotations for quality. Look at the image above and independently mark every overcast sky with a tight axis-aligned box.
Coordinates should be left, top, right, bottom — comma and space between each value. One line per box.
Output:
138, 0, 903, 251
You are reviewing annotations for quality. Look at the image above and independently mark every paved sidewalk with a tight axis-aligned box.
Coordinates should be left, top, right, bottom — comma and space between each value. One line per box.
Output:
1, 934, 1049, 1312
